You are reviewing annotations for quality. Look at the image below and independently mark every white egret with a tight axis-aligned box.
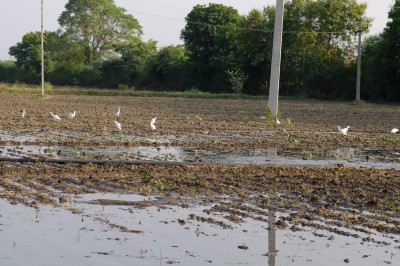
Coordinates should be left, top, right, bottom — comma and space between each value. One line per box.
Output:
21, 108, 26, 118
150, 117, 157, 130
115, 107, 121, 117
50, 112, 61, 121
115, 120, 122, 131
338, 126, 349, 135
68, 111, 76, 119
391, 128, 398, 134
276, 119, 281, 125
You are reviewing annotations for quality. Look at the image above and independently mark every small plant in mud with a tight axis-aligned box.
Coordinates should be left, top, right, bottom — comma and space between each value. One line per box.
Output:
230, 168, 241, 175
166, 181, 175, 188
136, 150, 141, 156
152, 178, 164, 191
21, 173, 29, 180
138, 171, 150, 181
294, 138, 302, 144
225, 69, 248, 94
387, 199, 395, 208
382, 136, 396, 144
189, 175, 201, 183
114, 134, 124, 141
163, 154, 168, 161
67, 163, 77, 168
264, 106, 281, 124
331, 155, 339, 160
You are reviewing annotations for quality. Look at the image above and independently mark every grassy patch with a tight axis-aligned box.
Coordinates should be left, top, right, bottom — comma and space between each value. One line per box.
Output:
0, 83, 267, 100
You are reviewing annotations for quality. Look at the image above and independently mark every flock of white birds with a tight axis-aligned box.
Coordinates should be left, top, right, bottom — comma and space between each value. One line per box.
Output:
20, 107, 398, 135
264, 116, 397, 136
328, 125, 397, 135
20, 107, 157, 131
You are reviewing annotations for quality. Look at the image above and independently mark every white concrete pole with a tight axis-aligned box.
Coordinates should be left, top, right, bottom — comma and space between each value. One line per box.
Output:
268, 0, 285, 118
41, 0, 45, 96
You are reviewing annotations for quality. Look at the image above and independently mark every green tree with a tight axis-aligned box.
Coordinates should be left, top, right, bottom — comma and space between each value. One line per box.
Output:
379, 0, 400, 100
151, 45, 190, 90
0, 61, 18, 83
237, 8, 275, 94
361, 35, 387, 100
9, 31, 61, 83
58, 0, 142, 65
181, 3, 243, 91
280, 0, 370, 98
118, 39, 158, 86
362, 0, 400, 101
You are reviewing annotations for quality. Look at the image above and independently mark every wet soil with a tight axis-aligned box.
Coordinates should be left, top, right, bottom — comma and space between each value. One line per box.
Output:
0, 92, 400, 264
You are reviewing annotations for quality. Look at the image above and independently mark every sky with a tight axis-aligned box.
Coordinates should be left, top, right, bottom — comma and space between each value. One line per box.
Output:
0, 0, 395, 60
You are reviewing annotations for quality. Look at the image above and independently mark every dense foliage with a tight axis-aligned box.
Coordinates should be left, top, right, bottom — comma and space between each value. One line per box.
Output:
1, 0, 400, 101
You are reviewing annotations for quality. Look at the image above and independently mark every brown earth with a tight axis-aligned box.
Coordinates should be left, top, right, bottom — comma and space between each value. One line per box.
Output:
0, 91, 399, 236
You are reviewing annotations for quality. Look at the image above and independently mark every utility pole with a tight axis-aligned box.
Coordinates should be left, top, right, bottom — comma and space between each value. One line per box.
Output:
41, 0, 44, 96
355, 18, 367, 102
268, 0, 285, 118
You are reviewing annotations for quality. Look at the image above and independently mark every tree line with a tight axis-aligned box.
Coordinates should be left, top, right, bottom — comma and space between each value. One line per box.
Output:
0, 0, 399, 101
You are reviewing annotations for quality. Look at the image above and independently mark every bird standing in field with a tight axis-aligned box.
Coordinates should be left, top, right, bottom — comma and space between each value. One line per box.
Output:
338, 126, 349, 135
150, 117, 157, 130
21, 108, 26, 118
68, 111, 76, 119
391, 128, 398, 134
50, 112, 61, 121
115, 120, 122, 131
115, 107, 121, 118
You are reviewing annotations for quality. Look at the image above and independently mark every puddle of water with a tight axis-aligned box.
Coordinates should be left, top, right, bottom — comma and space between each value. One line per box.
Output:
1, 194, 398, 266
1, 144, 399, 169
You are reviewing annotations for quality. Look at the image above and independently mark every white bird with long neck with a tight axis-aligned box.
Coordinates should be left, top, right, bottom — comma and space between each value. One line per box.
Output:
68, 111, 76, 119
21, 108, 26, 118
150, 117, 157, 130
338, 126, 349, 135
50, 112, 61, 121
115, 107, 121, 118
115, 120, 122, 131
391, 128, 398, 134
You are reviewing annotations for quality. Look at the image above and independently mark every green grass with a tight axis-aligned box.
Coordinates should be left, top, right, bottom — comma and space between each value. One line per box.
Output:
0, 82, 268, 100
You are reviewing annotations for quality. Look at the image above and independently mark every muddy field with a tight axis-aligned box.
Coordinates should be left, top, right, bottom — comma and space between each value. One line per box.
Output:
0, 91, 399, 265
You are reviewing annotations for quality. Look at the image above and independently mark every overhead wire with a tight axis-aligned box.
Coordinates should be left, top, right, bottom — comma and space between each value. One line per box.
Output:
128, 9, 352, 35
121, 0, 371, 35
122, 0, 366, 24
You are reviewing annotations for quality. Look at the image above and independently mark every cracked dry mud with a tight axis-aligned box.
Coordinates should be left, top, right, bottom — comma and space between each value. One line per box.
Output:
0, 92, 399, 264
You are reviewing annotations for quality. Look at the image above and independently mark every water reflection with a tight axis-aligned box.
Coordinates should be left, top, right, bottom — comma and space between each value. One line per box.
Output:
268, 208, 276, 266
0, 144, 399, 169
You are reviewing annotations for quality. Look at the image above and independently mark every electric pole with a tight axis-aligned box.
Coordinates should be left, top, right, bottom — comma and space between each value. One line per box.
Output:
268, 0, 285, 118
41, 0, 44, 96
355, 18, 367, 102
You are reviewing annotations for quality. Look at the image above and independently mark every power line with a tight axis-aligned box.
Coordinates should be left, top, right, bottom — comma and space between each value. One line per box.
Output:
123, 0, 367, 24
128, 9, 353, 35
123, 0, 187, 12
